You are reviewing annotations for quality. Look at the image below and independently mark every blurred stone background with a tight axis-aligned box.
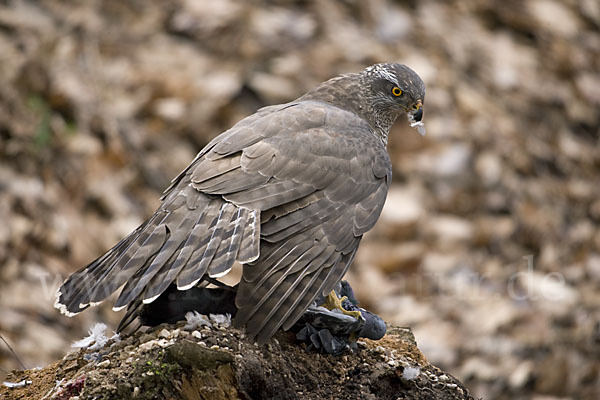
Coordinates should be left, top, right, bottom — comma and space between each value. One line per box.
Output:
0, 0, 598, 398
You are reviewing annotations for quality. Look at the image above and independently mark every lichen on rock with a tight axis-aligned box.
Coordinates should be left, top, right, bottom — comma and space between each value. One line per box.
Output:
1, 323, 473, 400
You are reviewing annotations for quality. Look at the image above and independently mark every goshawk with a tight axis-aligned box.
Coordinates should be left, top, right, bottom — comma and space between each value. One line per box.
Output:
55, 63, 426, 343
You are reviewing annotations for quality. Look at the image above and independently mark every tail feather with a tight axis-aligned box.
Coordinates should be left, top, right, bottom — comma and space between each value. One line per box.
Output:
140, 210, 209, 302
86, 222, 167, 305
55, 188, 260, 318
113, 204, 204, 308
116, 299, 143, 333
55, 220, 151, 315
114, 238, 182, 309
139, 240, 188, 305
106, 223, 168, 309
82, 212, 167, 305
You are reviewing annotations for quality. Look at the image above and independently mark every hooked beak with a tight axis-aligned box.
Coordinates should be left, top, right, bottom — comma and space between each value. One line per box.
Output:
407, 100, 425, 136
413, 100, 423, 122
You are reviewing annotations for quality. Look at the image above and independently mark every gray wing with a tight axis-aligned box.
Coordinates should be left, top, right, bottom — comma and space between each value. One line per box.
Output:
55, 105, 276, 315
55, 100, 390, 344
184, 100, 391, 342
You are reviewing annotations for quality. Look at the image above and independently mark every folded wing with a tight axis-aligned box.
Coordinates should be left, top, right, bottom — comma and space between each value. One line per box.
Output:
55, 101, 391, 344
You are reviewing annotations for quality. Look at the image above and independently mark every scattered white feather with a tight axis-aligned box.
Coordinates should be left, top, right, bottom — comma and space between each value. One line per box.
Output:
110, 332, 121, 345
2, 380, 32, 388
402, 366, 421, 380
71, 323, 113, 350
209, 313, 232, 328
184, 311, 212, 330
410, 121, 426, 136
407, 113, 426, 136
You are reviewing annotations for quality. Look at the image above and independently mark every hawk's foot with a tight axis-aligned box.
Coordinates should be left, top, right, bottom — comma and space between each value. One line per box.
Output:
321, 290, 363, 321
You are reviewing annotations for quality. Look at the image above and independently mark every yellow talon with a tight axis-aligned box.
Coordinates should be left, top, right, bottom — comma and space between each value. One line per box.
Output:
321, 290, 363, 320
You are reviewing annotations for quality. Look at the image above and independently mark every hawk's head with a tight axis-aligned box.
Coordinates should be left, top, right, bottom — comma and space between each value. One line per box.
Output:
363, 63, 426, 136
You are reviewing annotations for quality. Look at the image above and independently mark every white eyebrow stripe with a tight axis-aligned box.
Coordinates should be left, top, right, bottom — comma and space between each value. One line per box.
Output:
378, 69, 399, 86
367, 64, 400, 87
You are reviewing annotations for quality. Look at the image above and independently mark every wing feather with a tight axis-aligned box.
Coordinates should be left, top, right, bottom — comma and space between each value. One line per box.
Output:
237, 209, 260, 263
57, 98, 392, 345
281, 250, 343, 330
207, 207, 247, 277
235, 240, 328, 327
256, 246, 339, 339
190, 154, 241, 184
175, 202, 236, 289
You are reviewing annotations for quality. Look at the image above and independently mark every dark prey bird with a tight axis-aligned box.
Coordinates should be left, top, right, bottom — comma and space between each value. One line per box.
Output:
55, 63, 426, 343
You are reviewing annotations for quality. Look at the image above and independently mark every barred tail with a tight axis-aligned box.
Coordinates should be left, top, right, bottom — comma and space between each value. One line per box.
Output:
54, 185, 259, 317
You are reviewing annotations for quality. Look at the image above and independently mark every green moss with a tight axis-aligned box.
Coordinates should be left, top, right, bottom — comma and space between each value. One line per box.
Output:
27, 95, 52, 149
130, 349, 184, 399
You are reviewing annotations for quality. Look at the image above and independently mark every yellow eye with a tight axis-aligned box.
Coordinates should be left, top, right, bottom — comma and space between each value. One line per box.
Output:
391, 87, 402, 97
